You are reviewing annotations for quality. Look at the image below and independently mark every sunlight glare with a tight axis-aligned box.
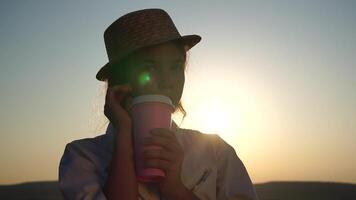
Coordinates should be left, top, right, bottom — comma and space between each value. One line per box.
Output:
191, 99, 241, 141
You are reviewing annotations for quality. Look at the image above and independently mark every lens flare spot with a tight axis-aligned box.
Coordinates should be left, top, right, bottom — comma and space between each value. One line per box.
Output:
138, 71, 151, 86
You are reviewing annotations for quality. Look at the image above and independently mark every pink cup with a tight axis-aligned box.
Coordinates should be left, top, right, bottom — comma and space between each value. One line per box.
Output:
130, 95, 174, 183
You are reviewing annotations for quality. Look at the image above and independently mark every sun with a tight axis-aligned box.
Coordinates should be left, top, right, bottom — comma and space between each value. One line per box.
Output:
199, 106, 229, 134
187, 99, 241, 141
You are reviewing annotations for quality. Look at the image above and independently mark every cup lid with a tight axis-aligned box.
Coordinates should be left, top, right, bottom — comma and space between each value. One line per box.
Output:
131, 95, 175, 109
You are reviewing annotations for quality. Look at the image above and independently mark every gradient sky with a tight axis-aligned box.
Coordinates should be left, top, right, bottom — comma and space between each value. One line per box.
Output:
1, 0, 355, 185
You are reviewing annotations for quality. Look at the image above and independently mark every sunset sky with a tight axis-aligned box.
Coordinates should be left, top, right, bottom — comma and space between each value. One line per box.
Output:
1, 1, 355, 185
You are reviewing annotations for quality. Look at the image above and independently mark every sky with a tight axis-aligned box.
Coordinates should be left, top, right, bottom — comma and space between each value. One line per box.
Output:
0, 0, 355, 185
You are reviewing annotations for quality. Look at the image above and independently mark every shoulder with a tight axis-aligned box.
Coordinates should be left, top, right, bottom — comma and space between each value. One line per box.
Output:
175, 127, 232, 155
175, 127, 248, 175
66, 133, 108, 149
60, 133, 112, 171
58, 134, 110, 199
65, 133, 111, 153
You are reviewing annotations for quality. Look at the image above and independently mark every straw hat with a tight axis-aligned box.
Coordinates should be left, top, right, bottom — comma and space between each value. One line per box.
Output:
96, 8, 201, 81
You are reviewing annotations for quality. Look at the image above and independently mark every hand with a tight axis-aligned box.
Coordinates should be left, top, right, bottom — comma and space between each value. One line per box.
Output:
142, 128, 187, 199
104, 84, 133, 133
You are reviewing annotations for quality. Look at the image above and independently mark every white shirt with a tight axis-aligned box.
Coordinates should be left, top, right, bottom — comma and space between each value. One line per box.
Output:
58, 123, 258, 200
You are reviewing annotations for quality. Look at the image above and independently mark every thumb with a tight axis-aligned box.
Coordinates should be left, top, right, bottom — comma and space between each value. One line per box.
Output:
123, 95, 133, 111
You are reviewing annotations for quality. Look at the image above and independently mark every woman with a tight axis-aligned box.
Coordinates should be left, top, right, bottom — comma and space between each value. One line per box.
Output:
59, 8, 258, 200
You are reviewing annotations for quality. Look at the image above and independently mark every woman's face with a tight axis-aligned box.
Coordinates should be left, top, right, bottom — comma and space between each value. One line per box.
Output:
126, 42, 186, 107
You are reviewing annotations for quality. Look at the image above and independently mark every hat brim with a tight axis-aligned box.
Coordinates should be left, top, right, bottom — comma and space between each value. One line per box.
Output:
95, 34, 201, 81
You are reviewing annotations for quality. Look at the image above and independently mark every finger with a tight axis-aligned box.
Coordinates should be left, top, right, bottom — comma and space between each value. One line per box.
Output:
109, 84, 132, 98
150, 128, 176, 140
143, 136, 175, 152
142, 149, 173, 162
144, 159, 170, 171
106, 84, 132, 104
123, 95, 133, 111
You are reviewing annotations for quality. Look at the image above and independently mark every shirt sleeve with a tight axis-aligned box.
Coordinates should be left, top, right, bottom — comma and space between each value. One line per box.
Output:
216, 138, 259, 200
58, 143, 108, 200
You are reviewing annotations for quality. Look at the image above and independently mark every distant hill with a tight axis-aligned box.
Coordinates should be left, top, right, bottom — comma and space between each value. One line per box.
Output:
0, 181, 62, 200
0, 181, 355, 200
254, 181, 356, 200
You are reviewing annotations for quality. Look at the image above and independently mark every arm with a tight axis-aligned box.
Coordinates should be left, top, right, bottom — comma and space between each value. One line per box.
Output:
171, 185, 200, 200
142, 128, 200, 200
103, 128, 138, 200
102, 84, 138, 200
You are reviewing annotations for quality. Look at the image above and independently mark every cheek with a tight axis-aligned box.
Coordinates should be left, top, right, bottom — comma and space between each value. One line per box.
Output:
175, 72, 185, 89
172, 73, 185, 98
180, 73, 185, 86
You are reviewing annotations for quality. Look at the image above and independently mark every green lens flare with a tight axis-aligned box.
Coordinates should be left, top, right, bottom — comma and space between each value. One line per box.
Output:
138, 71, 151, 86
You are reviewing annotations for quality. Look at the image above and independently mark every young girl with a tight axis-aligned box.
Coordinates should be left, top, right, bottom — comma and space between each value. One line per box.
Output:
59, 8, 258, 200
